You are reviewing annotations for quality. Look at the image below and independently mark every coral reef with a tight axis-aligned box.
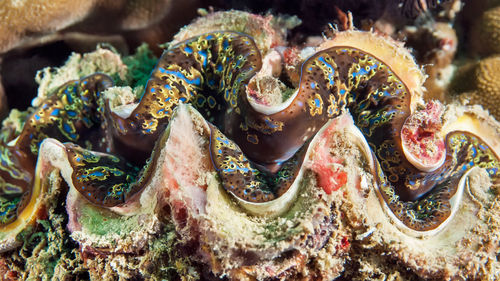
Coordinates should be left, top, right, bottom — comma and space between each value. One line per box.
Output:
0, 0, 199, 54
0, 5, 499, 281
453, 56, 500, 120
478, 5, 500, 56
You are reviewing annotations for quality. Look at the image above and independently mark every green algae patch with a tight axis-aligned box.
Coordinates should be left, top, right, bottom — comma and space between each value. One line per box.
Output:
282, 87, 296, 102
119, 43, 158, 98
77, 204, 140, 237
0, 109, 33, 140
258, 175, 321, 245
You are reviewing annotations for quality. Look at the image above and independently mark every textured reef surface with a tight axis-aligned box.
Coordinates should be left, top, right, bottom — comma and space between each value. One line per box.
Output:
1, 3, 500, 280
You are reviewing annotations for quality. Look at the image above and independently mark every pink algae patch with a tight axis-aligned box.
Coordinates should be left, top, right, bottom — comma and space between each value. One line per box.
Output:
312, 161, 348, 195
311, 118, 349, 195
282, 47, 300, 65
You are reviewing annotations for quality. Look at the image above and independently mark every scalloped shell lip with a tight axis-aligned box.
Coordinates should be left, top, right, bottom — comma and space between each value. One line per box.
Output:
0, 143, 50, 252
236, 113, 374, 217
373, 107, 500, 238
441, 113, 500, 158
248, 30, 426, 116
233, 118, 330, 217
318, 30, 426, 112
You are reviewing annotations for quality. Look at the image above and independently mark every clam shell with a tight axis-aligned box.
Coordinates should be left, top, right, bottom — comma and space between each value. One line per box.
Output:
340, 104, 500, 279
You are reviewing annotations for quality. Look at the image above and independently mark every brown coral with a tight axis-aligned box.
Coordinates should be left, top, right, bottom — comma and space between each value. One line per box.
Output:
0, 0, 199, 54
478, 6, 500, 56
459, 56, 500, 120
0, 0, 97, 53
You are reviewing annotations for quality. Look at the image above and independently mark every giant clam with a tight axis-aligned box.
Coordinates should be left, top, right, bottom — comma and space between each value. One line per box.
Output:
0, 9, 500, 280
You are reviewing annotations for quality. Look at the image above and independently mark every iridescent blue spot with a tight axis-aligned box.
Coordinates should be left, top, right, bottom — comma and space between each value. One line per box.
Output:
310, 82, 316, 89
67, 110, 77, 117
88, 192, 92, 197
192, 77, 201, 86
223, 161, 250, 173
314, 98, 321, 108
216, 136, 230, 145
318, 57, 336, 85
90, 171, 104, 177
34, 114, 41, 120
339, 89, 346, 95
352, 63, 378, 78
197, 96, 205, 105
164, 97, 171, 102
164, 84, 172, 90
318, 56, 333, 71
163, 70, 201, 85
206, 34, 214, 40
223, 39, 229, 50
247, 134, 258, 144
198, 50, 208, 68
66, 92, 73, 103
471, 147, 477, 157
151, 88, 156, 93
265, 119, 278, 129
179, 97, 187, 103
63, 123, 72, 133
184, 46, 193, 54
216, 64, 223, 72
208, 97, 216, 107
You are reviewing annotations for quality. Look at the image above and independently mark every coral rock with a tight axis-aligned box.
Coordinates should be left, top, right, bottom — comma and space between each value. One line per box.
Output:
479, 6, 500, 55
458, 56, 500, 120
